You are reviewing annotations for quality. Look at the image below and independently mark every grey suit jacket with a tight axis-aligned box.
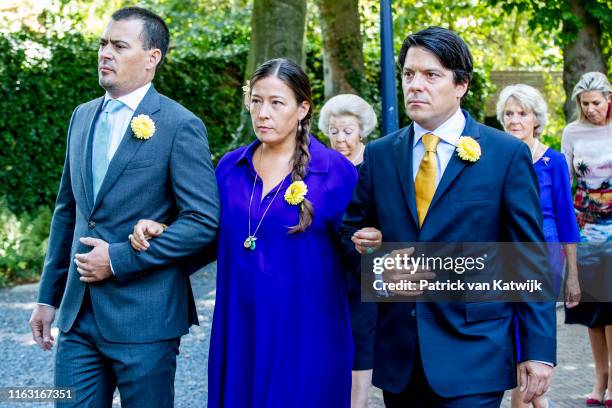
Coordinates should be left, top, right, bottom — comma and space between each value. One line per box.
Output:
37, 85, 220, 343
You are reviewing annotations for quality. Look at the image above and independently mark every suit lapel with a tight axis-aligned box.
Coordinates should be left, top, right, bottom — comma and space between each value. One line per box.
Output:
81, 98, 105, 212
428, 111, 482, 211
91, 86, 161, 213
393, 125, 419, 228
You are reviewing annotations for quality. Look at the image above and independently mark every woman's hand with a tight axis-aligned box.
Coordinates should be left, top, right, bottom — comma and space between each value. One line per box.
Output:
563, 243, 580, 308
351, 227, 382, 255
129, 219, 166, 252
564, 274, 581, 308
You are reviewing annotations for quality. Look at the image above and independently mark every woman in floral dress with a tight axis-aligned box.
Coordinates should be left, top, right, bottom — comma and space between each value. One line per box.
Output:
562, 71, 612, 406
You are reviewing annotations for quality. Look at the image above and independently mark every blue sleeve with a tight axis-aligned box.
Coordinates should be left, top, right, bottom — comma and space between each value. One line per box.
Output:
109, 115, 220, 282
551, 153, 580, 243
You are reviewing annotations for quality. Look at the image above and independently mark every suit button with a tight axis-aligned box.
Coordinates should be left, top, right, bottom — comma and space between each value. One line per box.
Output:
410, 309, 416, 318
88, 221, 96, 229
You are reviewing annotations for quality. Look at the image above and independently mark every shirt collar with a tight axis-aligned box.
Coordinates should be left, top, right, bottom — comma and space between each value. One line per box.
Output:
103, 82, 152, 111
413, 107, 465, 147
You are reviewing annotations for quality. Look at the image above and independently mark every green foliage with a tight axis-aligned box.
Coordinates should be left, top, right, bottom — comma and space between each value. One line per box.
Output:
488, 0, 612, 75
392, 0, 563, 71
155, 52, 246, 162
463, 68, 496, 122
539, 72, 566, 151
0, 30, 99, 214
0, 201, 51, 287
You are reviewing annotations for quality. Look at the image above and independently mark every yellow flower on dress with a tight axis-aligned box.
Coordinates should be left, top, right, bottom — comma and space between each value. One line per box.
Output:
455, 136, 481, 162
284, 181, 308, 205
131, 114, 156, 140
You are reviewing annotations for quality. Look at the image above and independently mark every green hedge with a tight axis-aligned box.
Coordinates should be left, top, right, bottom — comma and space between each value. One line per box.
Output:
0, 31, 99, 214
0, 202, 51, 286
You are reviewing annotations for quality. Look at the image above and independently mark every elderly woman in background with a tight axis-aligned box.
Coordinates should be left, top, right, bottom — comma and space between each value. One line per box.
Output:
562, 72, 612, 407
319, 94, 377, 408
497, 84, 581, 408
318, 94, 377, 166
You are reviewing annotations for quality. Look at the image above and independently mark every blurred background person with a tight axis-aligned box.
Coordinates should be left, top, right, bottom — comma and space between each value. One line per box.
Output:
562, 71, 612, 407
497, 84, 581, 408
319, 93, 378, 408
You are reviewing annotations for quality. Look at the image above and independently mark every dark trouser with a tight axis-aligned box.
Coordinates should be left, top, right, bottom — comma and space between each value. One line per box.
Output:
54, 291, 180, 407
383, 349, 504, 408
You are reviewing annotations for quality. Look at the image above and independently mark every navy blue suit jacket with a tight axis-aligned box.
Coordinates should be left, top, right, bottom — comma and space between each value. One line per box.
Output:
340, 111, 556, 396
38, 86, 220, 343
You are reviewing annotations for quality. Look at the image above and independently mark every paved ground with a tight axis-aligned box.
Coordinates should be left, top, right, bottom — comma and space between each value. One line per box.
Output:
0, 264, 596, 407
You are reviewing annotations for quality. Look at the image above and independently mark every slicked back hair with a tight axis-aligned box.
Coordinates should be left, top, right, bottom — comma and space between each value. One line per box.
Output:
398, 26, 473, 92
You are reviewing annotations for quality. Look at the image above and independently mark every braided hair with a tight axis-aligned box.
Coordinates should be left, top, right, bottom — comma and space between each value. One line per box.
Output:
249, 58, 314, 233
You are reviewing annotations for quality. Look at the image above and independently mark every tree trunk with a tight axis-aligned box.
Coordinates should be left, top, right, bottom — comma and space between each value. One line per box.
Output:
246, 0, 307, 76
562, 0, 607, 121
317, 0, 365, 99
236, 0, 307, 146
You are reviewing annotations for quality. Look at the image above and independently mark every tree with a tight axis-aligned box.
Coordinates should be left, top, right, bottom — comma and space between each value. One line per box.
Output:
232, 0, 307, 146
316, 0, 365, 99
561, 0, 607, 119
489, 0, 611, 120
245, 0, 307, 76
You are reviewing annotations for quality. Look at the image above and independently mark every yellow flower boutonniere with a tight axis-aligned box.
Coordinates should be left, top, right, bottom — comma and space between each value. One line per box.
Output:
131, 114, 156, 140
455, 136, 481, 162
284, 181, 308, 205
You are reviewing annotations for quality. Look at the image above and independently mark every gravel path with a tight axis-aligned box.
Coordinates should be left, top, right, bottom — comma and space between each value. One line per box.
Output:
0, 264, 594, 407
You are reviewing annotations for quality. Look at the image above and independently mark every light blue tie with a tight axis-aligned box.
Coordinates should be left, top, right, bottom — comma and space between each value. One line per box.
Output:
92, 99, 123, 201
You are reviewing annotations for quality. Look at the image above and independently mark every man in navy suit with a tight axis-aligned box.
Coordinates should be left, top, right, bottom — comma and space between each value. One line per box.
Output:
340, 27, 555, 407
28, 7, 219, 406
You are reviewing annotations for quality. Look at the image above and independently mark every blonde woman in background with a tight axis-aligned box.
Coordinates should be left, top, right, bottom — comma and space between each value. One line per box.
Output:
562, 72, 612, 407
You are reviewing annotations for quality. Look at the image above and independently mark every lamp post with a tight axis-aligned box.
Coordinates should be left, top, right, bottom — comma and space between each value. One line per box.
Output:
380, 0, 399, 136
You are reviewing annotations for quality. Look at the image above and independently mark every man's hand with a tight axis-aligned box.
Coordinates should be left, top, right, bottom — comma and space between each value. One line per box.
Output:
74, 237, 112, 283
29, 304, 56, 351
382, 247, 435, 297
518, 360, 554, 403
352, 227, 382, 255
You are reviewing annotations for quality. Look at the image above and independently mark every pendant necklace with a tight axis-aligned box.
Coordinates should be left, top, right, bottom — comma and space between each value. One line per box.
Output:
244, 148, 286, 250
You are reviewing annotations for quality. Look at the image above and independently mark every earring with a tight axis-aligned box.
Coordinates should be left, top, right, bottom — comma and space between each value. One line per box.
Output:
298, 121, 302, 133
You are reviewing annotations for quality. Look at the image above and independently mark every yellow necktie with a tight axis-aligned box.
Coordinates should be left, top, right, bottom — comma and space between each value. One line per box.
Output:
415, 133, 440, 227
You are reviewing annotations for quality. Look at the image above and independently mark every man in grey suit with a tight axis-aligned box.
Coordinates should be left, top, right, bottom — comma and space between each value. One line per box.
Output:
28, 7, 219, 406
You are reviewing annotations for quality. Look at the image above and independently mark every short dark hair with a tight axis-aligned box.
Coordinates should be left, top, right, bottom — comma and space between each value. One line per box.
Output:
398, 27, 473, 89
111, 7, 170, 68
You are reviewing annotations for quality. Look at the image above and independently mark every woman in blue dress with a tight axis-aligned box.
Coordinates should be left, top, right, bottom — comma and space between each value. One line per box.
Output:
497, 84, 581, 408
129, 58, 357, 407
